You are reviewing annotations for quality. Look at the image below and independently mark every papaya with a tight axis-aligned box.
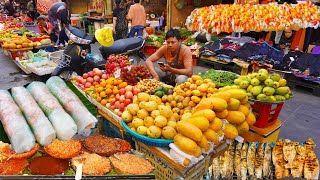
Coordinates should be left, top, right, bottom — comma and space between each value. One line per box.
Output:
245, 112, 256, 126
225, 89, 247, 101
209, 91, 231, 102
203, 129, 219, 145
176, 121, 203, 142
209, 117, 223, 131
237, 121, 249, 135
40, 39, 51, 45
186, 116, 210, 132
216, 109, 229, 119
197, 135, 210, 152
225, 111, 246, 125
238, 105, 250, 117
174, 134, 200, 156
223, 124, 238, 139
192, 109, 216, 123
192, 97, 227, 113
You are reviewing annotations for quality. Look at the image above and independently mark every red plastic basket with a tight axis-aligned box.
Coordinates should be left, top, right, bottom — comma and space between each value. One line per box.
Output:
249, 100, 284, 128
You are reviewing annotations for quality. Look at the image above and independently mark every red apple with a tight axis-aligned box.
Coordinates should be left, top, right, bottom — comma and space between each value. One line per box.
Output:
93, 75, 100, 82
110, 99, 116, 105
133, 87, 140, 95
87, 77, 94, 83
92, 81, 98, 86
114, 101, 120, 108
115, 94, 120, 100
124, 99, 132, 106
76, 76, 83, 82
119, 103, 125, 111
95, 69, 103, 76
87, 71, 94, 77
119, 95, 126, 103
81, 79, 87, 85
119, 88, 126, 95
125, 85, 133, 92
110, 105, 116, 110
82, 73, 88, 79
101, 74, 108, 79
85, 82, 92, 88
125, 91, 133, 99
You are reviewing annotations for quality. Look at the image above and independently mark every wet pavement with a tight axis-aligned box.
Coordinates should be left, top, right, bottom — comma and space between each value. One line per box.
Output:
0, 43, 319, 157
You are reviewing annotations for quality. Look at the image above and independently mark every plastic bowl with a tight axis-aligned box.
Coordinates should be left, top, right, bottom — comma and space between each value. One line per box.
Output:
121, 119, 173, 147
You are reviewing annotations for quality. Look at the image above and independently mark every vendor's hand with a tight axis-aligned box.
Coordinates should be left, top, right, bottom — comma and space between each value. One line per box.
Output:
159, 64, 172, 72
280, 44, 285, 49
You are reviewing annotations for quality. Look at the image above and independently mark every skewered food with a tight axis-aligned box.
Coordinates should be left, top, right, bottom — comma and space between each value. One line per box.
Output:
29, 155, 69, 175
71, 153, 112, 175
247, 142, 256, 179
44, 139, 82, 159
263, 143, 272, 179
235, 143, 242, 178
240, 143, 248, 180
255, 143, 264, 179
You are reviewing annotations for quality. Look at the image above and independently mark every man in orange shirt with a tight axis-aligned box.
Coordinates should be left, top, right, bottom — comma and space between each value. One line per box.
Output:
37, 15, 58, 43
126, 0, 146, 38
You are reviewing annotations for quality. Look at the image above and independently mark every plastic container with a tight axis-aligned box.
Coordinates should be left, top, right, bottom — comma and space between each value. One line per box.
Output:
249, 100, 284, 128
121, 120, 173, 147
242, 119, 281, 143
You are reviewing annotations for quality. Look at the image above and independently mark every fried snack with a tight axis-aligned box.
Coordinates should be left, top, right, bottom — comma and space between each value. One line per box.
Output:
29, 155, 69, 175
83, 135, 120, 156
0, 143, 39, 160
44, 139, 82, 159
110, 153, 154, 175
71, 153, 112, 175
117, 139, 131, 152
0, 159, 28, 175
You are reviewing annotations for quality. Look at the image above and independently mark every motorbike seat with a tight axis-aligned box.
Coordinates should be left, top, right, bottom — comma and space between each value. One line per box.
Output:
101, 37, 143, 54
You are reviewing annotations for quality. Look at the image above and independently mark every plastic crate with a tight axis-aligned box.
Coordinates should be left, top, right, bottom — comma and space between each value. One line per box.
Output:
135, 141, 212, 180
242, 119, 281, 143
143, 46, 158, 55
8, 49, 30, 60
103, 118, 135, 149
249, 100, 284, 128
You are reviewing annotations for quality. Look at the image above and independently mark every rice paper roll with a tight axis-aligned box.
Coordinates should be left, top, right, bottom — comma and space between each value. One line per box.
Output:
0, 90, 35, 153
27, 82, 77, 140
11, 87, 56, 146
46, 76, 97, 137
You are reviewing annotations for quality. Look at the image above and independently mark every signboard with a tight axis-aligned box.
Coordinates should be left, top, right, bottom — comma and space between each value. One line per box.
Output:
37, 0, 61, 14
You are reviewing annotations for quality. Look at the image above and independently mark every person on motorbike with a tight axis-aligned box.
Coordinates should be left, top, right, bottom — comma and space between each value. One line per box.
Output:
37, 15, 58, 43
145, 28, 193, 85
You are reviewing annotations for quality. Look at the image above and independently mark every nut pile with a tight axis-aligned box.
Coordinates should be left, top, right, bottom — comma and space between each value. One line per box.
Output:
136, 79, 160, 94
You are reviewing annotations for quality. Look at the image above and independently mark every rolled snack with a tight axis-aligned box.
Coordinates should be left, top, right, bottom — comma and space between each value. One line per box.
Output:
11, 87, 56, 146
27, 82, 77, 140
0, 90, 35, 153
46, 76, 97, 137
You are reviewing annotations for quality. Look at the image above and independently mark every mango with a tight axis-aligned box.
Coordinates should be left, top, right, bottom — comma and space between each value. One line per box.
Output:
174, 134, 200, 156
197, 84, 209, 92
186, 117, 210, 132
225, 89, 247, 100
209, 91, 231, 102
193, 97, 227, 113
223, 124, 239, 139
225, 111, 246, 125
176, 121, 203, 142
227, 98, 240, 110
192, 109, 216, 123
238, 105, 250, 117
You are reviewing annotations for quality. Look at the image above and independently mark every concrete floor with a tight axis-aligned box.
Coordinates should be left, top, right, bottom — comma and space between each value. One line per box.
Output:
0, 43, 319, 157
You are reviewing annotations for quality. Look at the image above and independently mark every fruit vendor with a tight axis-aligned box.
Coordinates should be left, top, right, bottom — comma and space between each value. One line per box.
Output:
146, 28, 193, 86
37, 15, 58, 43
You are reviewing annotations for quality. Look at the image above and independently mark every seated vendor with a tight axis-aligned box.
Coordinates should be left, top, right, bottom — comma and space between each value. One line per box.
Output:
145, 28, 193, 85
37, 15, 58, 43
278, 28, 295, 50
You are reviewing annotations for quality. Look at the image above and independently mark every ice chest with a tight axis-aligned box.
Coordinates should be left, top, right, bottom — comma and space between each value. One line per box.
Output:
242, 119, 281, 143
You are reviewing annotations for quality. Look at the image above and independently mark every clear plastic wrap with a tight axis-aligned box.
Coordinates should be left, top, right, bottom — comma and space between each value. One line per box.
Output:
0, 90, 35, 153
27, 82, 77, 140
11, 87, 56, 146
46, 76, 97, 137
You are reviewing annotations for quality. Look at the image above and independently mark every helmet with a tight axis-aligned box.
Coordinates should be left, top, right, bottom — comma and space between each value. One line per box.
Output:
48, 2, 70, 25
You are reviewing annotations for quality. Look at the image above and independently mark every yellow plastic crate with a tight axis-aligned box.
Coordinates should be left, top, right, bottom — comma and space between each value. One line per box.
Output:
242, 119, 281, 143
135, 141, 211, 180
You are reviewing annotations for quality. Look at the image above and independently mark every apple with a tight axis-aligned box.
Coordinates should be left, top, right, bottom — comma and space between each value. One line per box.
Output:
115, 94, 121, 100
110, 105, 116, 110
75, 76, 83, 82
82, 73, 88, 79
110, 99, 116, 105
81, 79, 87, 85
93, 75, 100, 82
114, 109, 120, 114
87, 77, 94, 83
93, 68, 100, 74
125, 85, 133, 92
117, 112, 122, 117
95, 69, 103, 76
101, 74, 108, 79
119, 88, 126, 95
125, 91, 133, 99
132, 87, 140, 95
85, 82, 92, 88
106, 103, 111, 108
87, 71, 94, 77
114, 101, 120, 108
120, 95, 126, 103
119, 103, 125, 111
92, 81, 99, 86
124, 99, 132, 106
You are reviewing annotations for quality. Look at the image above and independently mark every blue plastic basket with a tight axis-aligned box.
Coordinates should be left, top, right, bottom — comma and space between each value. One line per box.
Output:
121, 119, 173, 147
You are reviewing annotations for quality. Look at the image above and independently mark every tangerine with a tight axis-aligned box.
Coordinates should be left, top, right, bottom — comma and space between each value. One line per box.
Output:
113, 88, 119, 95
105, 88, 113, 95
105, 84, 113, 89
100, 99, 107, 105
96, 86, 104, 93
100, 81, 106, 87
119, 82, 127, 88
96, 96, 102, 102
100, 91, 106, 98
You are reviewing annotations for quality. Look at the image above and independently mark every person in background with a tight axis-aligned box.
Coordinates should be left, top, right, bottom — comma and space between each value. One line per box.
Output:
4, 0, 16, 17
20, 11, 33, 22
27, 0, 36, 21
37, 15, 58, 43
145, 28, 193, 85
112, 0, 128, 40
157, 11, 165, 31
126, 0, 146, 38
279, 28, 295, 50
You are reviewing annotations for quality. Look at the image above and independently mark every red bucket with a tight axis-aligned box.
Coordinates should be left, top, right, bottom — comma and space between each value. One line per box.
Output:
250, 100, 284, 128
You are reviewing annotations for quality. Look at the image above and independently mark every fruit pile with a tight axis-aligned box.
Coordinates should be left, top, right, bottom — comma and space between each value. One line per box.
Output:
234, 69, 293, 102
105, 54, 130, 75
186, 2, 320, 33
135, 79, 161, 94
74, 68, 111, 90
106, 85, 140, 117
120, 65, 151, 85
3, 20, 23, 30
150, 84, 174, 98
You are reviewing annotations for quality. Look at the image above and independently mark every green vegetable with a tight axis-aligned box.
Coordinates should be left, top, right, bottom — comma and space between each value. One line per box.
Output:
199, 69, 239, 87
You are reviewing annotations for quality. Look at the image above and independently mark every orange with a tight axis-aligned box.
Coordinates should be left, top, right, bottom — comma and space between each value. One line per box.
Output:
96, 96, 102, 102
95, 84, 100, 88
100, 91, 106, 98
100, 99, 107, 105
96, 86, 104, 93
105, 84, 113, 89
113, 88, 119, 95
105, 88, 113, 95
119, 82, 127, 88
100, 81, 106, 87
106, 78, 113, 85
